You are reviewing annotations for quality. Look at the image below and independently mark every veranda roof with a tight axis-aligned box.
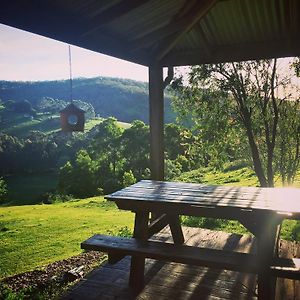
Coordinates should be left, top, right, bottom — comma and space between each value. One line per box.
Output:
1, 0, 299, 67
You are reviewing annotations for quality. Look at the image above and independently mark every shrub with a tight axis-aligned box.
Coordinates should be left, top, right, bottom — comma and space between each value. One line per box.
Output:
122, 170, 136, 187
0, 177, 8, 202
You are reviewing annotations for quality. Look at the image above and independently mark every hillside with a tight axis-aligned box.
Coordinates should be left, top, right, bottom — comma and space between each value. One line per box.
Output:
0, 77, 175, 123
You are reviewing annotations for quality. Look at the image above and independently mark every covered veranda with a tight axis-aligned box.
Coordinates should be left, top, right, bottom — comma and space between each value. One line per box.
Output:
1, 0, 300, 299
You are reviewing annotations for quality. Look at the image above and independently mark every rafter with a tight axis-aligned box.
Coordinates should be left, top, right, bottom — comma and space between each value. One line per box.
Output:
81, 0, 150, 37
130, 0, 197, 50
154, 0, 217, 62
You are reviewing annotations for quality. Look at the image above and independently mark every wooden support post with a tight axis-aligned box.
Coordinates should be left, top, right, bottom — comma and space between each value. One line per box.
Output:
149, 65, 164, 181
149, 65, 164, 223
129, 211, 149, 291
148, 65, 184, 244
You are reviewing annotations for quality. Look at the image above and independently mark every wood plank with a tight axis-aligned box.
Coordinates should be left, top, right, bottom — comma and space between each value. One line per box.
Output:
105, 180, 300, 217
81, 235, 260, 273
110, 194, 299, 219
81, 234, 300, 279
110, 180, 300, 206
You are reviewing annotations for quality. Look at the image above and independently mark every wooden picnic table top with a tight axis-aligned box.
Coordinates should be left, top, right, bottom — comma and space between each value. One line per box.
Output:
105, 180, 300, 220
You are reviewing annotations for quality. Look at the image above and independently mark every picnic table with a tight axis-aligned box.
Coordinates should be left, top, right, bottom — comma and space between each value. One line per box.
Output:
83, 180, 300, 299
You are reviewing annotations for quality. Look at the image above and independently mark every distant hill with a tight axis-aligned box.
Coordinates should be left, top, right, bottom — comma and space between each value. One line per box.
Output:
0, 77, 175, 123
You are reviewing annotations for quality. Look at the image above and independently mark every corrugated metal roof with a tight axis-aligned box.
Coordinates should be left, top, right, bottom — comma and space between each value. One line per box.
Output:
0, 0, 299, 67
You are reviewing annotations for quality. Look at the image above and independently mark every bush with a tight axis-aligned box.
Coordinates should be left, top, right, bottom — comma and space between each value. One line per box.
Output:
122, 170, 136, 187
0, 177, 8, 202
223, 160, 250, 172
42, 192, 73, 204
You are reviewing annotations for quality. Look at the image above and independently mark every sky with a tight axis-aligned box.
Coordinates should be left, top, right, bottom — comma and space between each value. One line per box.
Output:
0, 24, 149, 82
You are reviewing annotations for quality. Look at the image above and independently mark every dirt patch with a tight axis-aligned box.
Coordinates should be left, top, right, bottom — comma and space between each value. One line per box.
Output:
1, 251, 105, 294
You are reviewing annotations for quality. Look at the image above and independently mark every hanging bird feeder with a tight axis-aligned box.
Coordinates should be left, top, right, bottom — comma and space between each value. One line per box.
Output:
60, 45, 85, 132
60, 102, 85, 132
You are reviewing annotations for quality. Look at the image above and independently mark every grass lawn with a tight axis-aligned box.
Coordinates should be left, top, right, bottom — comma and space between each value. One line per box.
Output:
0, 197, 134, 278
2, 113, 60, 137
84, 118, 131, 131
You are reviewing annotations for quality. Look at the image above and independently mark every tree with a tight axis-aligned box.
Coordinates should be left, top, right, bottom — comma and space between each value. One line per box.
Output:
0, 134, 24, 175
172, 59, 299, 187
172, 87, 245, 170
90, 117, 123, 176
0, 177, 7, 202
164, 123, 185, 160
13, 100, 34, 114
121, 120, 150, 179
277, 100, 300, 185
59, 150, 99, 198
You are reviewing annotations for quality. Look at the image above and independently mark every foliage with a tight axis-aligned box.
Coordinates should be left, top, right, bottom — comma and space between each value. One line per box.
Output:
172, 58, 300, 186
59, 150, 99, 198
277, 99, 300, 185
4, 173, 57, 205
122, 170, 136, 187
0, 177, 7, 202
164, 159, 182, 181
120, 120, 150, 180
56, 118, 196, 197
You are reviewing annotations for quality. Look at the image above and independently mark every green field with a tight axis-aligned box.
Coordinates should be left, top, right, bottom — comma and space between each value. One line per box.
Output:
1, 112, 60, 137
0, 197, 134, 279
1, 112, 131, 137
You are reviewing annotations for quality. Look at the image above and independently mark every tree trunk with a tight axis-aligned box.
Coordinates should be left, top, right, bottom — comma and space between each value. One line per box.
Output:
242, 113, 268, 187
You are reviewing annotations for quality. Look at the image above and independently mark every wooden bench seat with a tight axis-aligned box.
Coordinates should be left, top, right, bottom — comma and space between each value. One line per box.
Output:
81, 234, 300, 280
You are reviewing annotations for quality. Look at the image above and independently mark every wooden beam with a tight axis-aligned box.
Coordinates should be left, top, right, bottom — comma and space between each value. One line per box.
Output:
149, 65, 164, 181
161, 38, 300, 67
154, 0, 217, 61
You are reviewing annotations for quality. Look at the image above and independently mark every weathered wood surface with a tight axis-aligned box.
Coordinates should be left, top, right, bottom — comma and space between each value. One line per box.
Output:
63, 227, 300, 300
106, 180, 300, 219
81, 234, 300, 279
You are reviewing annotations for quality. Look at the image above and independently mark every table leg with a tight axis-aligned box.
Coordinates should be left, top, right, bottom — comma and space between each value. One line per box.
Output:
256, 216, 282, 300
129, 211, 149, 291
168, 214, 184, 245
240, 214, 282, 300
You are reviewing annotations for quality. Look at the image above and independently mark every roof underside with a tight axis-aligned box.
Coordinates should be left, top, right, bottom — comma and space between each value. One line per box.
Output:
1, 0, 300, 67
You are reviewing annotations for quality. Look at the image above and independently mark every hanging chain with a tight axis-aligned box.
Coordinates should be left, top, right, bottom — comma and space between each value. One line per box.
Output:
68, 45, 73, 103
